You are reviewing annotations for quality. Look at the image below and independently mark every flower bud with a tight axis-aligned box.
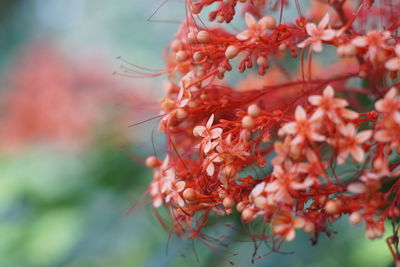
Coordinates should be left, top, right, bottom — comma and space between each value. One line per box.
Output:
187, 31, 196, 44
223, 196, 234, 209
325, 200, 340, 214
176, 51, 189, 62
193, 51, 205, 62
247, 104, 261, 117
145, 156, 161, 168
225, 45, 239, 59
197, 30, 210, 44
241, 208, 254, 222
242, 115, 255, 129
183, 188, 196, 201
175, 108, 187, 120
259, 16, 276, 30
171, 40, 182, 52
349, 211, 362, 225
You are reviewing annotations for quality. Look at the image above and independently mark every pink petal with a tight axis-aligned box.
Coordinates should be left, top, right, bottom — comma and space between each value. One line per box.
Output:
374, 130, 391, 142
245, 12, 257, 29
352, 36, 368, 47
310, 132, 326, 142
347, 182, 366, 194
193, 126, 206, 137
265, 181, 279, 192
203, 140, 212, 154
175, 195, 185, 207
393, 111, 400, 124
318, 13, 330, 30
308, 95, 322, 105
211, 128, 223, 139
337, 150, 349, 165
305, 23, 318, 37
252, 182, 266, 197
351, 146, 365, 163
385, 58, 400, 71
281, 122, 297, 135
297, 39, 310, 49
206, 114, 215, 129
356, 130, 372, 143
175, 181, 186, 192
153, 197, 163, 207
236, 31, 250, 40
323, 85, 334, 97
206, 162, 215, 176
295, 105, 307, 121
340, 109, 358, 120
321, 29, 335, 41
395, 44, 400, 57
285, 229, 296, 241
309, 108, 324, 122
311, 40, 323, 52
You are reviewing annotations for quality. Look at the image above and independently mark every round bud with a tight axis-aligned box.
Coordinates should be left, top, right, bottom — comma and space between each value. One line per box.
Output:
242, 115, 255, 129
241, 208, 254, 222
349, 211, 362, 225
259, 16, 276, 30
337, 45, 346, 57
223, 196, 234, 209
193, 51, 205, 62
325, 200, 340, 215
343, 44, 356, 57
175, 108, 187, 120
236, 201, 246, 212
176, 51, 189, 62
278, 43, 287, 51
171, 40, 182, 52
256, 56, 267, 66
216, 15, 224, 23
197, 30, 210, 44
187, 31, 196, 44
247, 104, 261, 117
225, 45, 239, 59
183, 188, 196, 201
303, 221, 315, 234
145, 156, 160, 168
225, 208, 233, 215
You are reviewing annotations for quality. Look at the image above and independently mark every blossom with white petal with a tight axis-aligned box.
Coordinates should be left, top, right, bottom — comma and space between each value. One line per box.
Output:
236, 13, 272, 41
193, 114, 223, 154
308, 85, 358, 123
352, 30, 391, 62
297, 14, 336, 52
336, 123, 372, 165
279, 105, 325, 146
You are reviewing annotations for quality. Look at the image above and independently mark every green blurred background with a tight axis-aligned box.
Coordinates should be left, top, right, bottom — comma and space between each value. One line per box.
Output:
0, 0, 393, 266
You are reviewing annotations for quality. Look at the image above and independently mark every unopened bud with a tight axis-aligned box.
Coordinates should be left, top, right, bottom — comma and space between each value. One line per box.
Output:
225, 45, 239, 59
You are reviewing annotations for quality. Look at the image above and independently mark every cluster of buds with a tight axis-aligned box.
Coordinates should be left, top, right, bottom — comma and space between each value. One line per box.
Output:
142, 0, 400, 262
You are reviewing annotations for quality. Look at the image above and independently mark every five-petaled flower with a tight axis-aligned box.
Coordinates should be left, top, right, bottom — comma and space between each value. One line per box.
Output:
298, 14, 335, 52
352, 30, 391, 62
236, 13, 274, 41
193, 114, 223, 154
336, 123, 372, 165
279, 105, 325, 145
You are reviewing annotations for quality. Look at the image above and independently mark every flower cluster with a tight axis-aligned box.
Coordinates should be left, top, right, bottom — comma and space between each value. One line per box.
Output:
142, 0, 400, 263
